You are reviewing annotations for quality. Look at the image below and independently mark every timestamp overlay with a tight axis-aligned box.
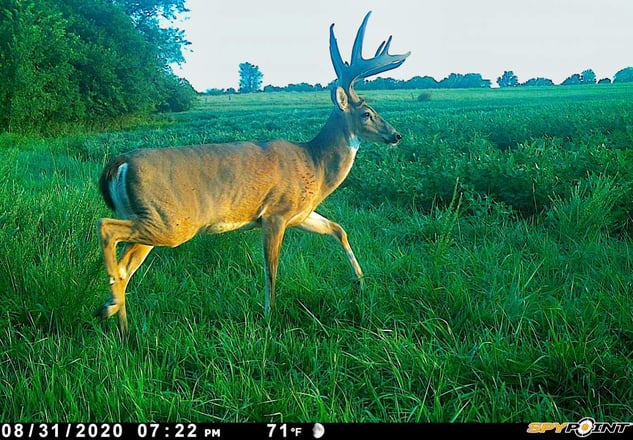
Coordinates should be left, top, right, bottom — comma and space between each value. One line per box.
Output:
0, 423, 529, 439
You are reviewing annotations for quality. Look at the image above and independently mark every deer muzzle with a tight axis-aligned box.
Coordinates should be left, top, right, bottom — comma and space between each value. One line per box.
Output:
386, 131, 403, 145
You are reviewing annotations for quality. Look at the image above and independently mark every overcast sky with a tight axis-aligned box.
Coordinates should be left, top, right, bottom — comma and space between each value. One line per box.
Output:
173, 0, 633, 91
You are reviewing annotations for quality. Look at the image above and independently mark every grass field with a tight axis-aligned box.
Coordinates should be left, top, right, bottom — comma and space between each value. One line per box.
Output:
1, 84, 633, 423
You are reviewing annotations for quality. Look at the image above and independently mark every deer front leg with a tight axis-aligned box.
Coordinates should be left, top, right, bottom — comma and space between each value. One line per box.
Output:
297, 211, 364, 288
97, 218, 153, 334
261, 215, 287, 316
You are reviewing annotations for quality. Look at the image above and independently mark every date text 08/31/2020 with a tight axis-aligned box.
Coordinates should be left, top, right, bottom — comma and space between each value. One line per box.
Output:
0, 423, 320, 439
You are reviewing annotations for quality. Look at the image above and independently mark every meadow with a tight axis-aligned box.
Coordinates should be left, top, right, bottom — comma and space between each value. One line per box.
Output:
1, 84, 633, 423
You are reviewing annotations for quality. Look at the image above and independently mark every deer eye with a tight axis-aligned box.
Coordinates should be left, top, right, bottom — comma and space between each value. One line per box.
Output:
362, 111, 372, 120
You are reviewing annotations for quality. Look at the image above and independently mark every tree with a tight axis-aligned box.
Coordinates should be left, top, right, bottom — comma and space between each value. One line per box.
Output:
497, 70, 519, 87
286, 82, 318, 92
356, 77, 404, 90
440, 73, 491, 89
0, 0, 194, 133
61, 0, 166, 116
561, 73, 582, 86
406, 75, 439, 89
239, 62, 263, 93
114, 0, 190, 66
0, 0, 86, 131
522, 78, 554, 87
65, 0, 194, 112
614, 67, 633, 83
157, 73, 196, 112
581, 69, 596, 84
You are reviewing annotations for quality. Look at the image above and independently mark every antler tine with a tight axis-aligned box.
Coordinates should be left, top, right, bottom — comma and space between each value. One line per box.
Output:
329, 23, 346, 82
329, 11, 411, 103
375, 36, 392, 57
350, 11, 371, 67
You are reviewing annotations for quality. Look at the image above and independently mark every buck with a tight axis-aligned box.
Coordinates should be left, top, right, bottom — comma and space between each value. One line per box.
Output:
96, 11, 410, 333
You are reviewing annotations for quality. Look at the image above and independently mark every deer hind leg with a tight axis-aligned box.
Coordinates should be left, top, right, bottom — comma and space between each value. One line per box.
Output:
261, 215, 287, 316
97, 218, 153, 334
297, 211, 364, 288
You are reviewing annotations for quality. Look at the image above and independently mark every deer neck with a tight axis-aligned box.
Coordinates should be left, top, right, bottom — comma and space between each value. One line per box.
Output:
306, 109, 359, 198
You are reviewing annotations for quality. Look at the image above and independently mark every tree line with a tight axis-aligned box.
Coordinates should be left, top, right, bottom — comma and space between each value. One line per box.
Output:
208, 64, 633, 95
3, 1, 632, 133
0, 0, 196, 134
497, 68, 633, 87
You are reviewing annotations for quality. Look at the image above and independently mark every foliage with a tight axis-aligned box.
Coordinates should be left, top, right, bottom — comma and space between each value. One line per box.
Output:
438, 73, 491, 89
207, 68, 630, 97
581, 69, 597, 84
264, 82, 325, 93
238, 64, 633, 94
497, 70, 519, 87
1, 85, 633, 423
347, 85, 633, 221
239, 62, 264, 93
407, 75, 440, 89
522, 77, 555, 86
114, 0, 190, 65
562, 70, 597, 86
0, 0, 194, 134
613, 67, 633, 83
204, 88, 230, 96
561, 73, 582, 86
417, 91, 432, 102
157, 73, 198, 113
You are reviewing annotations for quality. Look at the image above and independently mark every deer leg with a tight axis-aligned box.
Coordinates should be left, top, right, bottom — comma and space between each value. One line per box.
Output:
297, 211, 364, 288
97, 218, 152, 334
261, 215, 287, 316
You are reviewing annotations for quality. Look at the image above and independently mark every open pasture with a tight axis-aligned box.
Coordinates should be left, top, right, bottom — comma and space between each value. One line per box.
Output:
1, 84, 632, 422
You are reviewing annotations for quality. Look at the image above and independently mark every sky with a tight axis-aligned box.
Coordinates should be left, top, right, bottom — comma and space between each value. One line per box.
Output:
172, 0, 633, 92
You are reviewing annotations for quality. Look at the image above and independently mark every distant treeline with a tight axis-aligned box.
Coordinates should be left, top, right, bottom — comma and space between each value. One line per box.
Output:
204, 67, 633, 95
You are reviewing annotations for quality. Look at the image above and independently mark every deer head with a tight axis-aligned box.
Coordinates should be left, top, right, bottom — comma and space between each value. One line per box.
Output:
328, 11, 410, 145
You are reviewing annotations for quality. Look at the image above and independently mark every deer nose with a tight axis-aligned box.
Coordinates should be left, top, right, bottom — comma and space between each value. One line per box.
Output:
387, 132, 402, 145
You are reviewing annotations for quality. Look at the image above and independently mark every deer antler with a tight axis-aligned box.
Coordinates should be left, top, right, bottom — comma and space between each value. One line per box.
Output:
330, 11, 411, 103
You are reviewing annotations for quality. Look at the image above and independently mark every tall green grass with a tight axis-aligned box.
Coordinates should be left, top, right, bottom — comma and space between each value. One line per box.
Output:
1, 85, 633, 422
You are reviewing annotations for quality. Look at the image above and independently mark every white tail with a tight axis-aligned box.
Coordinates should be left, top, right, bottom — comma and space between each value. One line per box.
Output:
96, 11, 410, 333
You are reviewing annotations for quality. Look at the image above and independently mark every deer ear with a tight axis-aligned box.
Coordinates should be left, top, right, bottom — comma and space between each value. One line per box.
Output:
333, 87, 350, 112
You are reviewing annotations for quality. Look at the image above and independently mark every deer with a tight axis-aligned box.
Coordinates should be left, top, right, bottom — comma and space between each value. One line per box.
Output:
95, 11, 410, 334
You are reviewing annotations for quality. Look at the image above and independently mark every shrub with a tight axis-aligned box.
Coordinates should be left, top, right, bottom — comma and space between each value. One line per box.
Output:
417, 92, 432, 102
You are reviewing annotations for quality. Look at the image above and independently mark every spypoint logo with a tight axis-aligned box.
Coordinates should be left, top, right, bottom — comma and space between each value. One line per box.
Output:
527, 417, 633, 437
568, 418, 606, 437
